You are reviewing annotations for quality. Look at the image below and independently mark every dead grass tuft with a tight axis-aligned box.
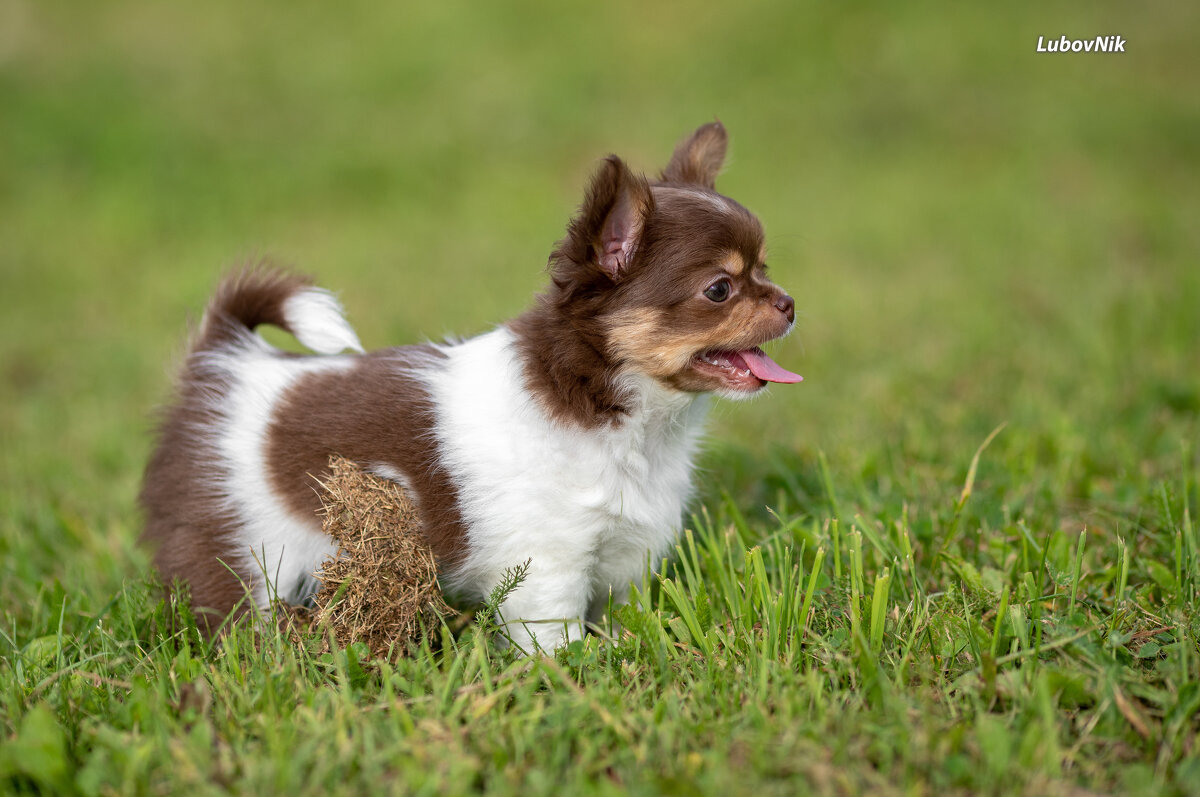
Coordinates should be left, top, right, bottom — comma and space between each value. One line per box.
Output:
303, 456, 449, 660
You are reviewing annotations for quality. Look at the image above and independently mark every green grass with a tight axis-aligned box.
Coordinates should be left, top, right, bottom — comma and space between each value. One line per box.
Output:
2, 1, 1198, 794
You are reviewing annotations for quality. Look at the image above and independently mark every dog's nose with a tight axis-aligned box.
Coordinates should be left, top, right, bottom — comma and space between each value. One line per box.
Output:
774, 293, 795, 323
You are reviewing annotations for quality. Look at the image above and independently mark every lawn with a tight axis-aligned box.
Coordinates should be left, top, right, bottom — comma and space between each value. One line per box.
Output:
2, 1, 1198, 794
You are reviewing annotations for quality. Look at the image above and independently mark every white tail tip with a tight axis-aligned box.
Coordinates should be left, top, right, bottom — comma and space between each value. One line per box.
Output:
283, 288, 365, 355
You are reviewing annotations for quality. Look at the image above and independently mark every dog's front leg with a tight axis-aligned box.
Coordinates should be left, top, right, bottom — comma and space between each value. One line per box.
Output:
491, 568, 591, 655
585, 539, 661, 629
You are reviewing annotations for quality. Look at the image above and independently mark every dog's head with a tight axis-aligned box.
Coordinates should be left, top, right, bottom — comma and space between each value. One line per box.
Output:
546, 122, 801, 401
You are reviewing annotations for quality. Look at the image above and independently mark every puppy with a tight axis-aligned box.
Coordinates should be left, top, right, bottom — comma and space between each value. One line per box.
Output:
141, 122, 802, 652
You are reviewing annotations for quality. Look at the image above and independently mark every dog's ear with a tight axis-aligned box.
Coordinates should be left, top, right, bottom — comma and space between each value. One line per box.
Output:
573, 155, 653, 281
660, 121, 728, 189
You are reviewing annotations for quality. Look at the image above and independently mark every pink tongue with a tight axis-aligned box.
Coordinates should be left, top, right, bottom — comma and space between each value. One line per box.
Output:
739, 348, 803, 383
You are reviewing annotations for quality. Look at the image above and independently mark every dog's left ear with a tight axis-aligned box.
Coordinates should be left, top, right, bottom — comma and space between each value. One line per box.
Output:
660, 121, 728, 189
571, 155, 653, 282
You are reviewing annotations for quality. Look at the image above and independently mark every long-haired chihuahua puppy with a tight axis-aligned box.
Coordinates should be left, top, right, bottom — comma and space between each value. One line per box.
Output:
141, 122, 802, 652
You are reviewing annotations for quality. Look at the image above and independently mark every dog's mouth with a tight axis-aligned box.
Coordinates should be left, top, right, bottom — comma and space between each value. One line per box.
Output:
690, 346, 803, 392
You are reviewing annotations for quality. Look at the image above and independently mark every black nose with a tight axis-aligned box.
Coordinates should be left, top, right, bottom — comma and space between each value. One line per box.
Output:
774, 293, 795, 323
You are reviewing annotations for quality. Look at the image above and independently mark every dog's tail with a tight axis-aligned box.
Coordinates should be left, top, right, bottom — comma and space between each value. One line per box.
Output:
193, 267, 364, 355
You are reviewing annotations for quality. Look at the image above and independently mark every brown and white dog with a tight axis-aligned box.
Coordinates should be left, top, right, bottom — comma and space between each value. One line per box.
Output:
141, 122, 802, 652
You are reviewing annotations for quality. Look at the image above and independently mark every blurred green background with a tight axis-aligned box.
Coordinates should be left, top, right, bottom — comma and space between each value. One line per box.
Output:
1, 1, 1197, 607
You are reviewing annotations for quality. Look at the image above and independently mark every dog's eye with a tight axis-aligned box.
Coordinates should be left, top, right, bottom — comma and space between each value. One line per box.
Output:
703, 279, 732, 303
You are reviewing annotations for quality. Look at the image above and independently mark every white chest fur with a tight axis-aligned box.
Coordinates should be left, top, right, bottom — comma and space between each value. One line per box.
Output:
428, 327, 708, 651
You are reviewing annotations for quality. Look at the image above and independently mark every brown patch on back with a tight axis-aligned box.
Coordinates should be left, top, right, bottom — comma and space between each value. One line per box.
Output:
264, 346, 469, 567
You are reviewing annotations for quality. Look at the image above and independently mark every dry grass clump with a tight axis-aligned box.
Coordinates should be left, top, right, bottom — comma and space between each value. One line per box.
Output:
304, 456, 449, 660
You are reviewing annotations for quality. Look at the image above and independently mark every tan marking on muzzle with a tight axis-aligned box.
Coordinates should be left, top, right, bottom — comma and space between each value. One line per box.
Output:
605, 307, 699, 376
605, 300, 790, 381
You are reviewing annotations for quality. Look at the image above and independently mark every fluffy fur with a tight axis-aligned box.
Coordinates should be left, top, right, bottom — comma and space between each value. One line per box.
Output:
141, 122, 801, 652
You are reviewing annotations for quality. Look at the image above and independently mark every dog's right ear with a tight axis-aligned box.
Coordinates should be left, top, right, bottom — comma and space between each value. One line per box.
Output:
565, 156, 654, 282
660, 121, 728, 189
